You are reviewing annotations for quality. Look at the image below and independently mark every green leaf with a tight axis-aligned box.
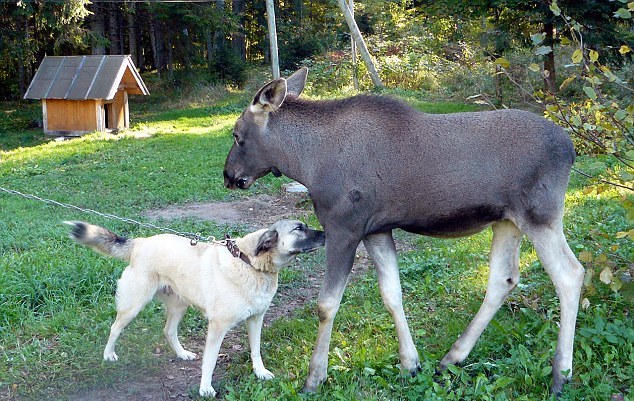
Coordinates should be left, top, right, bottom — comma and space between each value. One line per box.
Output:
588, 161, 607, 172
531, 33, 546, 46
589, 50, 599, 62
583, 86, 597, 100
629, 1, 634, 11
610, 278, 623, 292
614, 8, 632, 18
603, 69, 618, 82
559, 76, 576, 90
581, 297, 591, 309
579, 250, 594, 262
570, 114, 582, 126
572, 49, 583, 63
599, 267, 613, 284
619, 45, 631, 54
534, 45, 552, 56
583, 269, 594, 286
550, 2, 561, 15
621, 282, 634, 302
546, 104, 559, 113
528, 63, 541, 72
615, 109, 628, 121
495, 57, 510, 68
541, 365, 553, 377
618, 170, 634, 181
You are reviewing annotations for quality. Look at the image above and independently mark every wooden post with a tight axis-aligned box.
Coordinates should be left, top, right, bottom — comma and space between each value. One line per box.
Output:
349, 0, 358, 90
337, 0, 382, 88
265, 0, 280, 79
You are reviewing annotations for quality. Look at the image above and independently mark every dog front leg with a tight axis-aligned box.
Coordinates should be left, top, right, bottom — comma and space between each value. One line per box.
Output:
199, 320, 228, 398
246, 312, 274, 380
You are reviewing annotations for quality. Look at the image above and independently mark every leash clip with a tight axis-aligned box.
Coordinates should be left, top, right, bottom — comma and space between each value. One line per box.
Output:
190, 233, 201, 246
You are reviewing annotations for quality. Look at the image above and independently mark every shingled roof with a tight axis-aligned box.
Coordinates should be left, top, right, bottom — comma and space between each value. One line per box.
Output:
24, 55, 149, 100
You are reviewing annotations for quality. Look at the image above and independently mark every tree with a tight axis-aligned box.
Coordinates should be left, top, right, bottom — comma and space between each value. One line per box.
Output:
337, 0, 382, 88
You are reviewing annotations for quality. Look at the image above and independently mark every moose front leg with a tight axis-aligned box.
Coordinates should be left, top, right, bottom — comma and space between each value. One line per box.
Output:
304, 234, 358, 392
363, 232, 421, 375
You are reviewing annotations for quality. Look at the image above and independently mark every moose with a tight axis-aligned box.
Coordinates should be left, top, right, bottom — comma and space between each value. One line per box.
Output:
223, 67, 584, 395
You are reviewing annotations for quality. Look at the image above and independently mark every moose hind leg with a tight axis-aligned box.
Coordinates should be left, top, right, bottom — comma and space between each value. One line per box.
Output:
526, 224, 584, 395
363, 232, 420, 375
440, 220, 522, 369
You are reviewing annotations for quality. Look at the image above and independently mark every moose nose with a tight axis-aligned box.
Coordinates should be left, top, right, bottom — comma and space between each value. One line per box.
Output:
223, 170, 236, 189
236, 178, 248, 189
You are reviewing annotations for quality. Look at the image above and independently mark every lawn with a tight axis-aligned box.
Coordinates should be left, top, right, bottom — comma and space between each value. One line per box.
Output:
0, 88, 632, 401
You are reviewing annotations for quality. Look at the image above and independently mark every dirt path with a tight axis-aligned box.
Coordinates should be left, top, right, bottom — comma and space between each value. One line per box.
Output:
67, 191, 372, 401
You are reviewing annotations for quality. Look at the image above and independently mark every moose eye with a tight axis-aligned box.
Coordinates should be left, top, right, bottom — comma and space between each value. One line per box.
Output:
233, 134, 243, 146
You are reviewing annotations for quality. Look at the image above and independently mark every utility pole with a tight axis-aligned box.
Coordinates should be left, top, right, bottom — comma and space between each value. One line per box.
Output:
348, 0, 358, 90
265, 0, 280, 79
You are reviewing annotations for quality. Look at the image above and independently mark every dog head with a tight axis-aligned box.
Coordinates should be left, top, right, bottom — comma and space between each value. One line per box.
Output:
237, 220, 325, 272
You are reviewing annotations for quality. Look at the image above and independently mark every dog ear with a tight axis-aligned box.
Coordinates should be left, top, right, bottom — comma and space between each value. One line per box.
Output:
255, 229, 279, 255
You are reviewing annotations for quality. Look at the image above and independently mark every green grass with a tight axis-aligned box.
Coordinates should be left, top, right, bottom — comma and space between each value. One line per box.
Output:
1, 89, 632, 401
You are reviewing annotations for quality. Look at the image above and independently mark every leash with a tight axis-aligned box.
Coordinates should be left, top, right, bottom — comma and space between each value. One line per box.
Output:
0, 186, 222, 246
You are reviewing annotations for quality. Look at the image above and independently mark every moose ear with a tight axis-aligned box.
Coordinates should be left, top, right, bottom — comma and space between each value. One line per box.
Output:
286, 67, 308, 97
252, 79, 287, 114
255, 229, 279, 255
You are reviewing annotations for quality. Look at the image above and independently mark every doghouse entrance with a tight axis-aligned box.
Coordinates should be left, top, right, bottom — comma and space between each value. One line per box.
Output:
104, 103, 113, 129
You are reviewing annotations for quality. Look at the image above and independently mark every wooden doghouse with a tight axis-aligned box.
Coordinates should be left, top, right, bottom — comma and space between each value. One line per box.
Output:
24, 55, 149, 136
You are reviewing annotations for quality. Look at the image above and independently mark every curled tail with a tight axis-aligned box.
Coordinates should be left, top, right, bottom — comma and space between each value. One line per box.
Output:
65, 221, 132, 262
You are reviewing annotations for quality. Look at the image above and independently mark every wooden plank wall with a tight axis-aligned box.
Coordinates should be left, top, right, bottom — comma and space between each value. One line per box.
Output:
113, 90, 126, 129
45, 99, 98, 132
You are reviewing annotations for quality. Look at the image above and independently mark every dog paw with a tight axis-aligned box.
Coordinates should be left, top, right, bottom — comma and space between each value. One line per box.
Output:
199, 385, 217, 398
177, 350, 197, 360
255, 368, 275, 380
103, 352, 118, 362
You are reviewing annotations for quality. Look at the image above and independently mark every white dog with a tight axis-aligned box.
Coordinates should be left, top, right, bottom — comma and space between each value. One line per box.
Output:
67, 220, 325, 397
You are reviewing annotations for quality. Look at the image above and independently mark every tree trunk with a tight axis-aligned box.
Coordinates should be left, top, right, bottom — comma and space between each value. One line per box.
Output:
127, 3, 137, 63
108, 3, 119, 55
117, 9, 125, 54
206, 30, 214, 69
293, 0, 303, 24
213, 0, 226, 57
150, 14, 166, 78
91, 2, 105, 55
18, 13, 29, 96
167, 33, 174, 80
265, 0, 280, 79
543, 19, 556, 93
232, 0, 246, 61
336, 0, 382, 88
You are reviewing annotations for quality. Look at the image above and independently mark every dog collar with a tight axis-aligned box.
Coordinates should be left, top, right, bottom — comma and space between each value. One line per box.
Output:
225, 235, 253, 267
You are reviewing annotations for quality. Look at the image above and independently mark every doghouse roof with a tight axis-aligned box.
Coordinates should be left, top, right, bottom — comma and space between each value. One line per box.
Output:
24, 55, 149, 101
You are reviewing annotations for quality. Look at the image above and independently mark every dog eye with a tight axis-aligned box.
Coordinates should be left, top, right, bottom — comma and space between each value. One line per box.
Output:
233, 134, 243, 146
293, 225, 303, 231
